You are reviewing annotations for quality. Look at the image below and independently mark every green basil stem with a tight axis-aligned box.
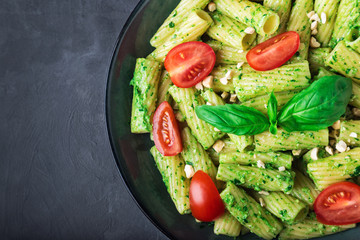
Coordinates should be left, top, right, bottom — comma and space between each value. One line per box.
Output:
267, 91, 278, 135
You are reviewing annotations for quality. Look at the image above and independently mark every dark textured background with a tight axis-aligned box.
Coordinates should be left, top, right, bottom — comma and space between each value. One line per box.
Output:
0, 1, 168, 239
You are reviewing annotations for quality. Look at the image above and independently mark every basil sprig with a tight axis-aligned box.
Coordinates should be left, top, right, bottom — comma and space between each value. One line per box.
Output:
278, 75, 352, 132
267, 91, 278, 135
195, 104, 269, 136
195, 75, 352, 136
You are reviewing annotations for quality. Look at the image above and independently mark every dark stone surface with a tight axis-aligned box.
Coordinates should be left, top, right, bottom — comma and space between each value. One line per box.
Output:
0, 1, 168, 239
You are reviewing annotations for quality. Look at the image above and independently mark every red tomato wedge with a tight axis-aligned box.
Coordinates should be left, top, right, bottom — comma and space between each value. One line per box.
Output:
246, 31, 300, 71
189, 170, 225, 222
152, 101, 182, 156
314, 182, 360, 225
164, 41, 216, 88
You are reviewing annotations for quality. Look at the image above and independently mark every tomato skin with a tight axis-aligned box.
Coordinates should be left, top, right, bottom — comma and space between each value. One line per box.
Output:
152, 101, 182, 156
246, 31, 300, 71
314, 182, 360, 225
189, 170, 225, 222
164, 41, 216, 88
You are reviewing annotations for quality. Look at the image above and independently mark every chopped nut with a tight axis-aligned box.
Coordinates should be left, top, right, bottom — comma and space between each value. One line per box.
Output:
353, 108, 360, 117
310, 13, 321, 22
258, 191, 269, 195
195, 82, 203, 90
213, 140, 225, 153
257, 160, 265, 169
220, 77, 228, 85
225, 70, 233, 79
336, 140, 347, 153
221, 92, 229, 99
244, 27, 255, 34
208, 2, 216, 12
278, 166, 286, 172
237, 62, 244, 68
259, 197, 266, 207
292, 149, 302, 156
237, 49, 244, 53
264, 104, 268, 109
350, 132, 358, 138
311, 29, 318, 35
229, 93, 237, 103
310, 37, 321, 48
310, 147, 319, 160
321, 12, 327, 24
325, 146, 334, 155
332, 120, 341, 130
214, 127, 221, 132
202, 75, 213, 88
307, 11, 315, 19
206, 102, 212, 105
184, 165, 195, 178
347, 147, 351, 151
311, 21, 318, 30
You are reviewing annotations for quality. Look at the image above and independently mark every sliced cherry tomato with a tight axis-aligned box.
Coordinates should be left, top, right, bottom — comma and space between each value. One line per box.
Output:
314, 182, 360, 225
189, 170, 225, 222
152, 101, 182, 156
246, 31, 300, 71
164, 41, 216, 88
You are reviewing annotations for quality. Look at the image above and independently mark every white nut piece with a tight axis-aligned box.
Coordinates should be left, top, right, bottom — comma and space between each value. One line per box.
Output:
310, 37, 321, 48
220, 77, 228, 85
214, 127, 221, 132
237, 61, 245, 68
278, 166, 286, 172
257, 160, 265, 169
258, 191, 269, 195
202, 75, 213, 88
311, 21, 318, 30
310, 147, 319, 161
225, 70, 233, 79
336, 140, 347, 153
184, 165, 195, 179
350, 132, 358, 138
307, 11, 315, 19
259, 197, 266, 207
195, 82, 203, 90
244, 27, 255, 34
321, 12, 327, 24
229, 93, 237, 103
292, 149, 302, 156
208, 2, 216, 12
213, 140, 225, 153
325, 146, 334, 155
221, 92, 229, 99
310, 13, 321, 22
237, 49, 244, 53
206, 102, 212, 105
332, 120, 341, 130
311, 29, 318, 36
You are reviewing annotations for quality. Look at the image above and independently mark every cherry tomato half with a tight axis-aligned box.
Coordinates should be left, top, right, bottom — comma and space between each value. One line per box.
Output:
246, 31, 300, 71
164, 41, 216, 88
314, 182, 360, 225
152, 101, 182, 156
189, 170, 225, 222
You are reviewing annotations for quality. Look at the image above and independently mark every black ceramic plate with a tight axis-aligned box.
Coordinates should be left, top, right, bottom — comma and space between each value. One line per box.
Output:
106, 0, 359, 239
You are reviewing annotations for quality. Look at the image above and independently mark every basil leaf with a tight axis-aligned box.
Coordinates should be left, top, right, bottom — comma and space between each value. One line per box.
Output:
278, 76, 352, 132
267, 91, 278, 135
195, 104, 270, 136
